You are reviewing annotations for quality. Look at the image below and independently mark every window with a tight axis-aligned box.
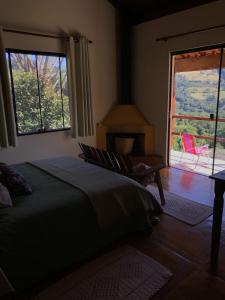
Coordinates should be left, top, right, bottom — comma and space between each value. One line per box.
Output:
7, 50, 70, 135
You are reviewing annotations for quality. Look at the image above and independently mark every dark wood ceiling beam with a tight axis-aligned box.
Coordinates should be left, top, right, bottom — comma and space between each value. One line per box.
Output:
108, 0, 218, 25
108, 0, 218, 104
116, 12, 132, 104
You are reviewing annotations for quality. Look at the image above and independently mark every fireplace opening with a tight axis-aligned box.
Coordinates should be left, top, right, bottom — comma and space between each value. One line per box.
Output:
107, 132, 145, 155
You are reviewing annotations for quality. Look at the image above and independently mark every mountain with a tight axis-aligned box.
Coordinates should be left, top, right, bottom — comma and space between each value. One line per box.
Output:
175, 69, 225, 117
173, 69, 225, 150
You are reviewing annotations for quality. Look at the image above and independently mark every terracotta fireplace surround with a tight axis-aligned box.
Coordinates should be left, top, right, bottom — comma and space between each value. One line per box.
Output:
96, 105, 155, 155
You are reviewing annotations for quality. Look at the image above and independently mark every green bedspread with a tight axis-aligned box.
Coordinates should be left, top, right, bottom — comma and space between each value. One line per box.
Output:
0, 163, 157, 291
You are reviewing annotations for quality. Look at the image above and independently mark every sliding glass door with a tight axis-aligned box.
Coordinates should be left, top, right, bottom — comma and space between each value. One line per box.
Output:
214, 48, 225, 174
169, 46, 225, 176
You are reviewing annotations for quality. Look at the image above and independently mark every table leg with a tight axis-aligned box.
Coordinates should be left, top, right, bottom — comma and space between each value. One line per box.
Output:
211, 181, 224, 269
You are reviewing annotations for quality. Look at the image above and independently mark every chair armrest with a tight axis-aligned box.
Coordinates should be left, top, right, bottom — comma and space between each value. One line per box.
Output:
130, 163, 166, 178
196, 144, 210, 154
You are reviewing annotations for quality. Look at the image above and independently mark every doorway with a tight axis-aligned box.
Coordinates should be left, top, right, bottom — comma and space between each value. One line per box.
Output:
169, 46, 225, 176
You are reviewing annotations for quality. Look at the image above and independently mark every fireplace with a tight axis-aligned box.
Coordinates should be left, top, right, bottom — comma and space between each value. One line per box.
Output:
107, 132, 145, 155
96, 105, 155, 155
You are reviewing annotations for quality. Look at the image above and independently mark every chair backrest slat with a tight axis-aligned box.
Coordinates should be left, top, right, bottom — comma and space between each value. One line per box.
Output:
95, 148, 106, 165
105, 151, 116, 168
79, 143, 132, 174
116, 154, 128, 173
181, 133, 196, 155
108, 152, 121, 172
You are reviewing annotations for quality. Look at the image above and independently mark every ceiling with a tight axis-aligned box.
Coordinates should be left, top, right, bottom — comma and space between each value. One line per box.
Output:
108, 0, 218, 25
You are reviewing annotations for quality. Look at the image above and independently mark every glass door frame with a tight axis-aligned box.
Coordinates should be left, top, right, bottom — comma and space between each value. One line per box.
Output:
167, 43, 225, 176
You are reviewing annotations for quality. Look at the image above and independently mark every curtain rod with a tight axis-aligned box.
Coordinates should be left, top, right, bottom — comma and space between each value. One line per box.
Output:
156, 23, 225, 42
3, 27, 93, 43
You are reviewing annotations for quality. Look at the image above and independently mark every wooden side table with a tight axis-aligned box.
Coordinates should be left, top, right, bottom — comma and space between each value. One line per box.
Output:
210, 170, 225, 268
0, 268, 14, 300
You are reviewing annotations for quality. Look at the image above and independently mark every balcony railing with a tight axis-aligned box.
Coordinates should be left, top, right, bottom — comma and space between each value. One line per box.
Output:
171, 115, 225, 143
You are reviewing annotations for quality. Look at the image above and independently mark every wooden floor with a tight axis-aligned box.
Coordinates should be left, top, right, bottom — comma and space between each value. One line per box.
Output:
21, 167, 225, 300
128, 167, 225, 299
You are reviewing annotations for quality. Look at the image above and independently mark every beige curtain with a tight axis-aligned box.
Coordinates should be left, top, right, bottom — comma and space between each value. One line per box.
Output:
67, 36, 94, 137
0, 27, 17, 148
67, 37, 78, 138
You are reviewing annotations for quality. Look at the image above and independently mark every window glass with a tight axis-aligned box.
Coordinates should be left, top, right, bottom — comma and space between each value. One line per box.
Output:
9, 53, 41, 134
7, 51, 70, 135
37, 55, 63, 130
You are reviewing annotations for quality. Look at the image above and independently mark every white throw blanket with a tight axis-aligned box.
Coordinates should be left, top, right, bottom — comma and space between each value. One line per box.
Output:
30, 156, 160, 229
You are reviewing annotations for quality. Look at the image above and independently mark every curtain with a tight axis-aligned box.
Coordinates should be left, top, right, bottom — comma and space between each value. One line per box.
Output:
67, 36, 94, 137
0, 27, 17, 148
67, 37, 78, 138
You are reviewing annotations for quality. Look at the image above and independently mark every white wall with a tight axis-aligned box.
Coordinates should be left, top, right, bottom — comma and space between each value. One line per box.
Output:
132, 0, 225, 162
0, 0, 117, 164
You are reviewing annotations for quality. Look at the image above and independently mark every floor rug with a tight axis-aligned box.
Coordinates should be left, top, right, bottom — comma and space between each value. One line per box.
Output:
32, 246, 172, 300
147, 185, 213, 226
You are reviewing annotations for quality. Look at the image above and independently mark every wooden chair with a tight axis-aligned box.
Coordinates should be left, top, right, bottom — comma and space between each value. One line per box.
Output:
181, 133, 210, 168
78, 143, 166, 205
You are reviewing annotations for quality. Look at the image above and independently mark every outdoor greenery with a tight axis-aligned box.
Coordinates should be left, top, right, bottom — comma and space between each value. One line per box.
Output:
173, 69, 225, 153
9, 53, 70, 134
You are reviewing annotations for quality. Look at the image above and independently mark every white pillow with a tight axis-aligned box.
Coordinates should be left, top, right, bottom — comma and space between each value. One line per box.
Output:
0, 183, 12, 208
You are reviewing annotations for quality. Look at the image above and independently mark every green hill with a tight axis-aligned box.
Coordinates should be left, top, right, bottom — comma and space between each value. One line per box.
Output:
173, 69, 225, 150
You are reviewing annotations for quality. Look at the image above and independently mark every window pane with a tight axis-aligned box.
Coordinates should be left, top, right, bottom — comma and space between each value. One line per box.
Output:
10, 53, 41, 134
60, 57, 70, 128
8, 51, 70, 135
37, 55, 63, 130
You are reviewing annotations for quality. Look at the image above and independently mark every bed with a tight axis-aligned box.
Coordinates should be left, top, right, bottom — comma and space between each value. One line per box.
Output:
0, 156, 161, 291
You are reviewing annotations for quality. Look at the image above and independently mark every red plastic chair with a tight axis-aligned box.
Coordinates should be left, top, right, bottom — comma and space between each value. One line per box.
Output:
181, 133, 210, 168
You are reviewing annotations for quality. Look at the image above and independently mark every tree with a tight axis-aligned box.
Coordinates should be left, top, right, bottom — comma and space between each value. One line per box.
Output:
10, 53, 70, 134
